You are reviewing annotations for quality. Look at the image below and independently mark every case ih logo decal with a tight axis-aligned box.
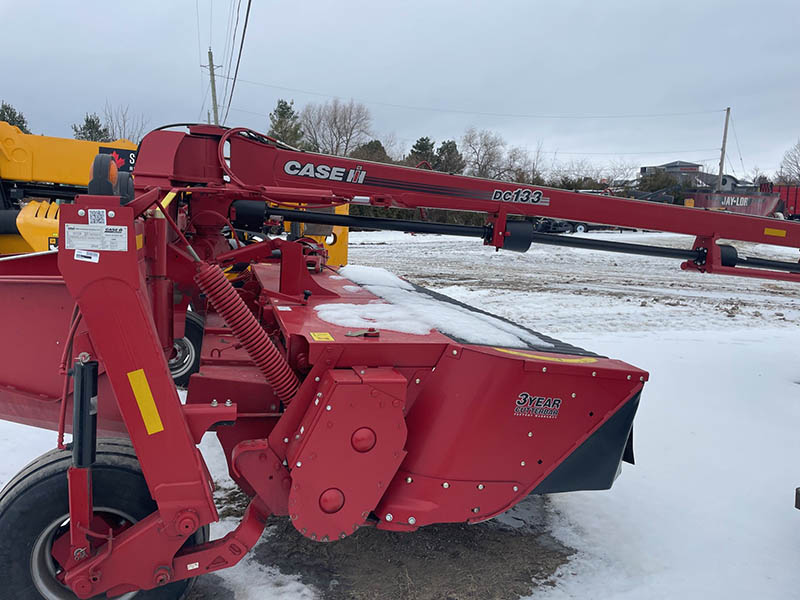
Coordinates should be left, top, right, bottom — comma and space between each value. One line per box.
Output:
515, 392, 562, 418
284, 160, 366, 184
493, 188, 550, 206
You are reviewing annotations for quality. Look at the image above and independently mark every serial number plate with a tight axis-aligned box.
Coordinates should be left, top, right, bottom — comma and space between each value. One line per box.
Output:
64, 224, 128, 252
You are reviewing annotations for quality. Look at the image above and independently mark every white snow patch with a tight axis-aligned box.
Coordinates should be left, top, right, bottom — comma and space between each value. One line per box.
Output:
339, 264, 414, 290
342, 284, 363, 293
326, 265, 553, 348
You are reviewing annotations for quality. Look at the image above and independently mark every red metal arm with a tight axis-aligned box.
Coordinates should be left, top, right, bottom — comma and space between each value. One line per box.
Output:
134, 125, 800, 283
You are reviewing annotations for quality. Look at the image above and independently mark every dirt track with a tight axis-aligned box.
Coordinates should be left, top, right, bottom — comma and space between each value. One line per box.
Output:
189, 491, 572, 600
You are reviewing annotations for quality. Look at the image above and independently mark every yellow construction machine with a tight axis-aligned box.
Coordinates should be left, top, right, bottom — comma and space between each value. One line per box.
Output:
0, 121, 349, 264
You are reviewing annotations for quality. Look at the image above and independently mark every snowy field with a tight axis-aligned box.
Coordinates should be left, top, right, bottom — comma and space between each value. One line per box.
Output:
1, 230, 799, 599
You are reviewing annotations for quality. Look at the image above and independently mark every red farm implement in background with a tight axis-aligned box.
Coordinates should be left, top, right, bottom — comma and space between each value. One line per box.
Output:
764, 183, 800, 220
1, 124, 799, 599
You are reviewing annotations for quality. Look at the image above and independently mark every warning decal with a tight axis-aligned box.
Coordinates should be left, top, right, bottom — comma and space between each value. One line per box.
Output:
310, 332, 335, 341
64, 224, 128, 252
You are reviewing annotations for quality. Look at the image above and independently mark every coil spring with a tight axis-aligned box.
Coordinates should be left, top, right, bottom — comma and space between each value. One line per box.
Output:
195, 262, 299, 403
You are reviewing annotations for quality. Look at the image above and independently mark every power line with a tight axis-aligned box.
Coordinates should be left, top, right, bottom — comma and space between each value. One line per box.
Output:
220, 0, 237, 69
221, 75, 724, 121
195, 0, 204, 107
197, 81, 211, 121
227, 106, 722, 157
547, 148, 720, 156
222, 0, 251, 124
729, 115, 747, 175
221, 0, 242, 114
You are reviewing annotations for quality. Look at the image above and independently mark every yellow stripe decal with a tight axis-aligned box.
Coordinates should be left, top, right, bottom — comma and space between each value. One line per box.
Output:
492, 347, 598, 364
161, 191, 177, 210
135, 234, 144, 249
126, 369, 165, 435
764, 227, 786, 238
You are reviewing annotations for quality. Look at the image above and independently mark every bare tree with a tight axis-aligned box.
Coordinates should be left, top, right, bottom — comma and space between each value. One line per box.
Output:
300, 99, 371, 156
549, 157, 603, 188
461, 128, 507, 179
603, 158, 638, 185
777, 139, 800, 183
103, 101, 149, 143
747, 166, 769, 184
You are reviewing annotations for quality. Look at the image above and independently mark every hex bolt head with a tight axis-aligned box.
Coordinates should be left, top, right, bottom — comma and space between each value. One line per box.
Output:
520, 460, 526, 467
640, 376, 645, 382
408, 516, 416, 525
316, 392, 323, 397
314, 398, 319, 406
73, 547, 87, 561
513, 485, 519, 492
472, 507, 480, 513
592, 371, 597, 377
283, 437, 289, 444
211, 399, 218, 407
406, 476, 413, 483
78, 209, 86, 217
326, 405, 332, 411
452, 350, 458, 355
225, 399, 232, 407
296, 461, 302, 468
154, 567, 171, 586
527, 431, 533, 438
108, 210, 116, 218
415, 378, 421, 384
571, 393, 576, 398
542, 367, 547, 373
385, 513, 393, 522
315, 377, 320, 382
477, 484, 484, 490
442, 482, 450, 489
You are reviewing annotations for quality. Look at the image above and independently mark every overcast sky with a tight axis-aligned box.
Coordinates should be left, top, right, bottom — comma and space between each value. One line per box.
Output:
2, 0, 798, 176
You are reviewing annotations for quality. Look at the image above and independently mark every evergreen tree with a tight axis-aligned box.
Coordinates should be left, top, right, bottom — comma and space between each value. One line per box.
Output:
0, 101, 31, 133
406, 136, 436, 167
434, 140, 466, 174
268, 99, 304, 147
72, 113, 111, 142
350, 139, 393, 163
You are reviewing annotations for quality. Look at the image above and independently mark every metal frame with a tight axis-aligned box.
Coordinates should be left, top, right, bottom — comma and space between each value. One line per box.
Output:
0, 124, 797, 596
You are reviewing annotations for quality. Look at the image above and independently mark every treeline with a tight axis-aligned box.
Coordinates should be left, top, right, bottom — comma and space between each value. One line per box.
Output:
267, 98, 640, 225
0, 100, 148, 144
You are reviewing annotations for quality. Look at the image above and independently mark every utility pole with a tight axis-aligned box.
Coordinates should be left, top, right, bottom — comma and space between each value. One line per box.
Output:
716, 107, 730, 192
206, 47, 220, 126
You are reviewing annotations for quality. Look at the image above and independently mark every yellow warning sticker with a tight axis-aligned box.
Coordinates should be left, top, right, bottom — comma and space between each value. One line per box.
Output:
492, 347, 598, 364
310, 332, 335, 341
126, 369, 165, 435
136, 234, 144, 249
763, 227, 786, 238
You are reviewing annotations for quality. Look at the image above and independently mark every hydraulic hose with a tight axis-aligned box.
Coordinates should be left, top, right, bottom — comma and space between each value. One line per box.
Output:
194, 262, 299, 403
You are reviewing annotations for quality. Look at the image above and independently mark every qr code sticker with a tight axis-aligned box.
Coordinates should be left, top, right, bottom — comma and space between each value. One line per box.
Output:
88, 209, 106, 225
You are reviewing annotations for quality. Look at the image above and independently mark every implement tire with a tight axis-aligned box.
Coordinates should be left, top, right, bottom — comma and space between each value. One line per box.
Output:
0, 439, 208, 599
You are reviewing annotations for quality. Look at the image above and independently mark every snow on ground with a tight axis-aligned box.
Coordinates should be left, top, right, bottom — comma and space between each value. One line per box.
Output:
348, 230, 800, 600
1, 230, 799, 598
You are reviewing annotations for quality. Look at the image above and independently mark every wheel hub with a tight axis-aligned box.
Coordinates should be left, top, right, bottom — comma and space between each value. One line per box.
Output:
168, 336, 196, 380
31, 509, 138, 600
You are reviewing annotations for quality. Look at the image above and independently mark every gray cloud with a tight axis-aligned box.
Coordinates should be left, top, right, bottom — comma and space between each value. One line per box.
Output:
2, 0, 798, 174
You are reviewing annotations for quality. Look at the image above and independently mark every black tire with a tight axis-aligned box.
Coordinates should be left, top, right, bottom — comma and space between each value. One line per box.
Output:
573, 222, 588, 233
0, 440, 207, 599
170, 312, 204, 388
